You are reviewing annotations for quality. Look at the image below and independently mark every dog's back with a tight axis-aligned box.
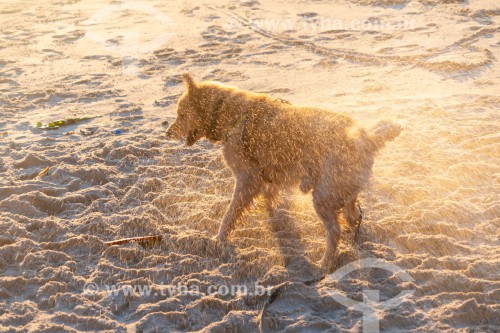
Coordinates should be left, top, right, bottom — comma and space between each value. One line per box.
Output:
229, 98, 399, 194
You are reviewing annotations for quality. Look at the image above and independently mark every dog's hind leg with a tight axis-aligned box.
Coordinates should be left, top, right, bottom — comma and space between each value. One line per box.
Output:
215, 173, 262, 242
343, 195, 362, 228
343, 196, 363, 242
312, 188, 342, 271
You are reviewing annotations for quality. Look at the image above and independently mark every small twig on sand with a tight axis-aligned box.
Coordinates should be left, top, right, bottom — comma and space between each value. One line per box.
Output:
258, 281, 289, 332
37, 166, 50, 178
104, 235, 163, 248
258, 275, 327, 332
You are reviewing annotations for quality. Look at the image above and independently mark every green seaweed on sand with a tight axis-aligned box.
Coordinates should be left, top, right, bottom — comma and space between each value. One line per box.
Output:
35, 116, 100, 130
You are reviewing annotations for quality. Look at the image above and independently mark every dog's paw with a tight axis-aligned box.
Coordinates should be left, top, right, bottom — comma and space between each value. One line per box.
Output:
213, 235, 227, 243
317, 257, 330, 273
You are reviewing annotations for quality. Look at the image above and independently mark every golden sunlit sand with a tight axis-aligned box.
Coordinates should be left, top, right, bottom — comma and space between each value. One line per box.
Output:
0, 0, 499, 332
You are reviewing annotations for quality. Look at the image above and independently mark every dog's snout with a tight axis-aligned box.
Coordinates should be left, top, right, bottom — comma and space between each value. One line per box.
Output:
164, 121, 172, 139
166, 122, 182, 140
165, 127, 174, 138
165, 129, 174, 139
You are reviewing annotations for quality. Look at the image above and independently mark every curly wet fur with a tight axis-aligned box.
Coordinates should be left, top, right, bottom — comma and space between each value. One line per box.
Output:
166, 74, 402, 270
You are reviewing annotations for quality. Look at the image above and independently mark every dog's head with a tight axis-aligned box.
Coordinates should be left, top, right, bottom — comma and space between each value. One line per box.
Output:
166, 74, 206, 146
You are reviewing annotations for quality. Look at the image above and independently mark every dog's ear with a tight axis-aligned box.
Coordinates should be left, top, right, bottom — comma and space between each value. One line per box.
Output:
183, 73, 196, 92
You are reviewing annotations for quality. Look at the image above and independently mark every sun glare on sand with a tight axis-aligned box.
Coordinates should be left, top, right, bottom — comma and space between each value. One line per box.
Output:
0, 0, 498, 332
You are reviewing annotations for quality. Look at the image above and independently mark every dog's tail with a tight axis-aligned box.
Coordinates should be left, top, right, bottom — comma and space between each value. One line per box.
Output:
367, 120, 402, 151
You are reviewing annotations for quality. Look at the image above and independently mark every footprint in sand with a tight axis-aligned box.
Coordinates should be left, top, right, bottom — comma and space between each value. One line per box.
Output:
198, 25, 248, 63
240, 0, 260, 8
62, 73, 108, 87
0, 60, 12, 69
202, 14, 221, 22
162, 74, 184, 87
203, 69, 249, 83
202, 25, 232, 43
153, 94, 181, 108
471, 10, 493, 25
180, 6, 200, 17
155, 49, 185, 65
0, 78, 19, 92
23, 89, 78, 106
82, 54, 115, 62
232, 33, 253, 44
1, 66, 23, 78
41, 48, 67, 60
298, 12, 319, 23
52, 30, 85, 43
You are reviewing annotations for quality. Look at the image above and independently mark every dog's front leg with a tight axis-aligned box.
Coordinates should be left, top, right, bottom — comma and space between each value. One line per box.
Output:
215, 173, 262, 242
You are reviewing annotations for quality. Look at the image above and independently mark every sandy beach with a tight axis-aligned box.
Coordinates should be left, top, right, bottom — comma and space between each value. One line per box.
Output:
0, 0, 499, 332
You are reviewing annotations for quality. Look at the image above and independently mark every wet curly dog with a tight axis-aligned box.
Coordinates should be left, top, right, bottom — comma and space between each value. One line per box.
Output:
166, 74, 401, 270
